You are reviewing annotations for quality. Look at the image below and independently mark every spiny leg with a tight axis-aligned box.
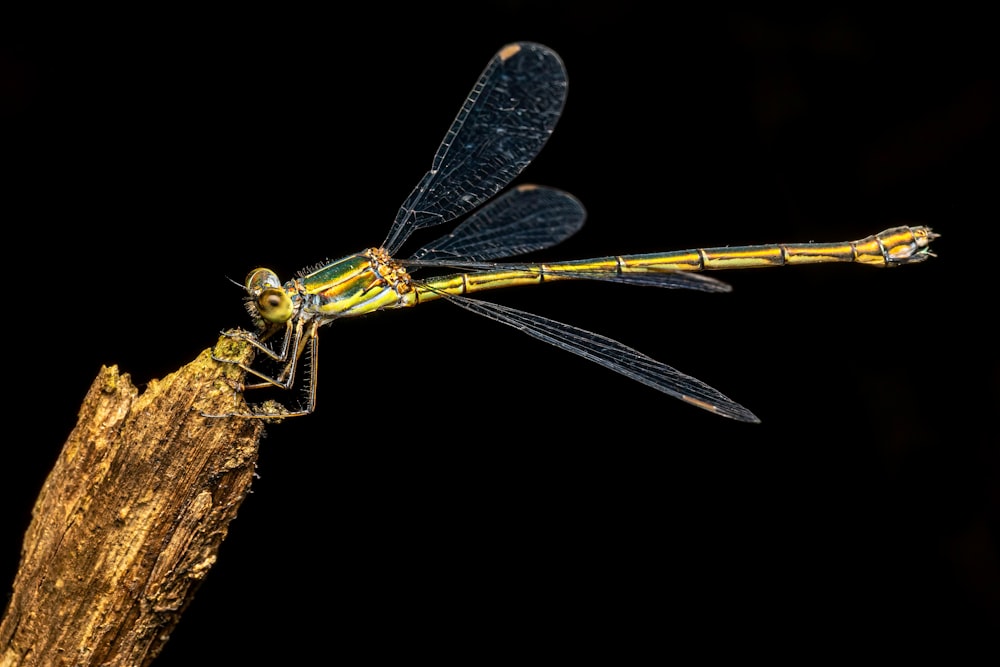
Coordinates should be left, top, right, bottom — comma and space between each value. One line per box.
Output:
211, 319, 303, 390
204, 322, 319, 419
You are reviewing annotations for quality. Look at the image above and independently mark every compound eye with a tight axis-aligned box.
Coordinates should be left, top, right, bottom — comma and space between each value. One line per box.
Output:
256, 288, 293, 323
246, 268, 282, 294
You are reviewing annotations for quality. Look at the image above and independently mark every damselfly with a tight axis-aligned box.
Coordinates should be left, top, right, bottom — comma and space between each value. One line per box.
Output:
210, 42, 937, 423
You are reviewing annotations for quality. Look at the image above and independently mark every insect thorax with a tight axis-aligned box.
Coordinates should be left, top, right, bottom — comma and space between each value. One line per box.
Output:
367, 247, 413, 296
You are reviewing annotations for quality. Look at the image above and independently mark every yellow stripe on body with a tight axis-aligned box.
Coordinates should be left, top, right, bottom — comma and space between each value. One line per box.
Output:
411, 225, 934, 304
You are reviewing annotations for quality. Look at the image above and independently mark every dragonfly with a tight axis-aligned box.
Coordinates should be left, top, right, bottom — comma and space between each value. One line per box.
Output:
209, 42, 937, 423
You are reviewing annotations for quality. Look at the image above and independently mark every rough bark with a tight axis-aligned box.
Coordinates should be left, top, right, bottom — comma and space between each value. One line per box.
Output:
1, 337, 264, 667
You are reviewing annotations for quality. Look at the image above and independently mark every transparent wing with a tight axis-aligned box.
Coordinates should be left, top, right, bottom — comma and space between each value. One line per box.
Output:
432, 293, 759, 422
408, 260, 732, 293
382, 42, 568, 255
406, 185, 585, 263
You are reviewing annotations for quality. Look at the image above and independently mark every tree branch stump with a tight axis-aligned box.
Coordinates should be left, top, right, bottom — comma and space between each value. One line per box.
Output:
1, 337, 265, 667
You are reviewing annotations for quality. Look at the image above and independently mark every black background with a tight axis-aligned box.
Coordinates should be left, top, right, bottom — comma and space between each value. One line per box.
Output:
3, 3, 997, 662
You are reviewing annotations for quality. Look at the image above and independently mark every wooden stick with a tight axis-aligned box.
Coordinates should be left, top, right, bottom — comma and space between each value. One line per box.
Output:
1, 338, 264, 667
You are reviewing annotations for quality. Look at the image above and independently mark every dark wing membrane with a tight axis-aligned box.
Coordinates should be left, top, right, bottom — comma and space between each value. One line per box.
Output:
434, 294, 760, 423
382, 43, 568, 255
405, 259, 733, 293
528, 267, 732, 292
406, 185, 585, 263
